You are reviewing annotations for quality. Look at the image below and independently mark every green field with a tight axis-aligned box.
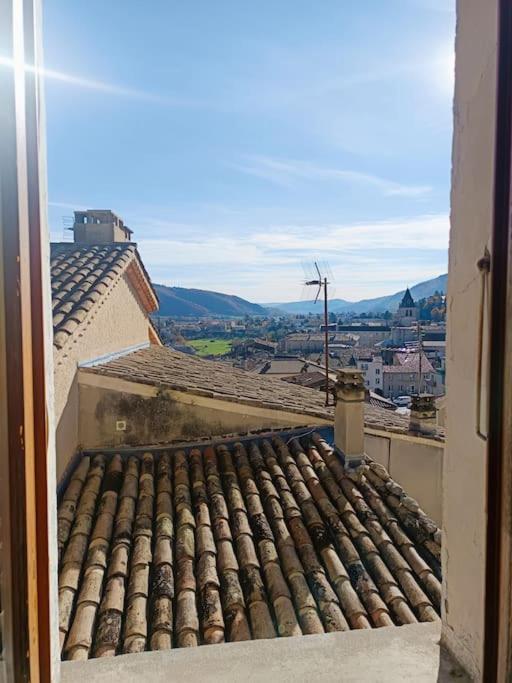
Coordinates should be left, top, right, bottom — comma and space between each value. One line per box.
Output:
188, 338, 233, 357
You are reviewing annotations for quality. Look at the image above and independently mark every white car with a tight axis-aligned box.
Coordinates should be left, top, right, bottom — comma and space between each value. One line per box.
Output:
393, 395, 412, 407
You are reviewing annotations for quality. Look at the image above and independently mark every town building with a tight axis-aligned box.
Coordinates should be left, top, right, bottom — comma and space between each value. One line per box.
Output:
335, 324, 391, 347
351, 349, 384, 393
381, 352, 436, 399
282, 327, 390, 353
391, 325, 417, 345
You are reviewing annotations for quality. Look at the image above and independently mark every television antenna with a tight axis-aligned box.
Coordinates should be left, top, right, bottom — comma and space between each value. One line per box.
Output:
304, 261, 333, 406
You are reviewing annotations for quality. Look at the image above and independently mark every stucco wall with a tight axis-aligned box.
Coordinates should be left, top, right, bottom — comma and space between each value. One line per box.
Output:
364, 430, 443, 526
442, 0, 497, 676
54, 274, 151, 480
77, 372, 328, 451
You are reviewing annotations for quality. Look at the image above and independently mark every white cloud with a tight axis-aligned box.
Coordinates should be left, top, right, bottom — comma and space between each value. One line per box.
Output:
232, 155, 432, 197
250, 214, 449, 252
136, 213, 448, 301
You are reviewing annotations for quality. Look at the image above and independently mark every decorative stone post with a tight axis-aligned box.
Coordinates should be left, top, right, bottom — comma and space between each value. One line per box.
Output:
409, 394, 437, 436
334, 368, 365, 466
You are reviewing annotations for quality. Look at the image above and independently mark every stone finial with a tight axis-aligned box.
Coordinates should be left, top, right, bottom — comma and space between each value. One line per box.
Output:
334, 368, 365, 466
409, 393, 437, 436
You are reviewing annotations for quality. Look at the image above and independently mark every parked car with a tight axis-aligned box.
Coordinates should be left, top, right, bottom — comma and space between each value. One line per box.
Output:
393, 395, 412, 407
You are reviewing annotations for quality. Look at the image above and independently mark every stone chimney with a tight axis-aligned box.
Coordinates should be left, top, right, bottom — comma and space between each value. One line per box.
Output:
409, 393, 437, 436
334, 368, 365, 466
72, 209, 133, 244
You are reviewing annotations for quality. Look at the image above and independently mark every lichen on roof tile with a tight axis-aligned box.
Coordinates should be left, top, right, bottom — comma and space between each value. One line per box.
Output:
57, 430, 441, 660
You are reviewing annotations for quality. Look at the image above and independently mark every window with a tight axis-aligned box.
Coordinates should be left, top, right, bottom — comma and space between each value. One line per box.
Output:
7, 0, 512, 680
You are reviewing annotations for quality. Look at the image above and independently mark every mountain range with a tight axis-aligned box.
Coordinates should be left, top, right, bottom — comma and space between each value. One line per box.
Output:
265, 273, 447, 315
154, 273, 447, 317
154, 284, 267, 317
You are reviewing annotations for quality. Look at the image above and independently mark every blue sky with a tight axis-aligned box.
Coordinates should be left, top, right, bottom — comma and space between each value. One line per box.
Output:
43, 0, 455, 302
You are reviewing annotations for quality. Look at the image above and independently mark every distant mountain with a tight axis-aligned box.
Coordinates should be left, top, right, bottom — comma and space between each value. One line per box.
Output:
154, 284, 267, 317
266, 273, 448, 315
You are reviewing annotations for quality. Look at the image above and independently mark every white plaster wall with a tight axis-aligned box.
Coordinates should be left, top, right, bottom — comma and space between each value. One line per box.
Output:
60, 622, 459, 683
442, 0, 497, 676
364, 432, 390, 469
54, 274, 150, 480
389, 438, 442, 527
365, 431, 443, 526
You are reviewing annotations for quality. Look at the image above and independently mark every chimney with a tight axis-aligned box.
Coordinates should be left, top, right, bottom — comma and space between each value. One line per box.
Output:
72, 209, 133, 244
409, 393, 437, 436
334, 368, 365, 467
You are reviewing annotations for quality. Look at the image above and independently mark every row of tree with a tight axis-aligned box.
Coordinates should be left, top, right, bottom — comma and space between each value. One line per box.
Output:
417, 292, 446, 321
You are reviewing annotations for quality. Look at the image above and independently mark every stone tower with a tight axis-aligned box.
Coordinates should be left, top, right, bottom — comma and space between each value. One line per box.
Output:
395, 287, 418, 326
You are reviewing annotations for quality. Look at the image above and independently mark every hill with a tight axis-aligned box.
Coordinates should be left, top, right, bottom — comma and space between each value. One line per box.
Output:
266, 273, 447, 315
154, 284, 267, 317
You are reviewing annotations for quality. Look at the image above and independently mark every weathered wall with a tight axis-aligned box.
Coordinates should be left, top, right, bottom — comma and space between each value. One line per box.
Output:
442, 0, 497, 677
77, 372, 328, 450
364, 430, 443, 526
77, 371, 444, 525
54, 274, 151, 480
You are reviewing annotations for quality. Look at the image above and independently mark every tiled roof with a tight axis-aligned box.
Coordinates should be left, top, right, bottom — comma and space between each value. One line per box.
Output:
282, 372, 330, 389
367, 392, 396, 411
259, 358, 307, 375
57, 430, 441, 660
50, 243, 158, 350
83, 346, 433, 437
351, 348, 379, 361
384, 353, 435, 375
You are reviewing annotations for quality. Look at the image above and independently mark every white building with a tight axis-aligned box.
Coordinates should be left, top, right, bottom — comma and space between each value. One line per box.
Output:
352, 351, 384, 393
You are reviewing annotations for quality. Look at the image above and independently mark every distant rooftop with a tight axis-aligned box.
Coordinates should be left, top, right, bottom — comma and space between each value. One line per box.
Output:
82, 346, 446, 438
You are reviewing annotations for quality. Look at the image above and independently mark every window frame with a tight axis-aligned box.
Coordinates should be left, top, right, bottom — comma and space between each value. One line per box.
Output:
484, 0, 512, 678
0, 0, 53, 680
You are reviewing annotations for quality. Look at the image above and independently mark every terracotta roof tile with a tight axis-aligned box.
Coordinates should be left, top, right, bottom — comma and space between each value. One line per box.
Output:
385, 352, 435, 375
84, 346, 444, 440
50, 243, 138, 350
57, 430, 441, 660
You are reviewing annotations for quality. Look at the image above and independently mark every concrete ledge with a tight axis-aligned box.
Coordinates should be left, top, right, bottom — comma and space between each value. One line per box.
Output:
61, 622, 468, 683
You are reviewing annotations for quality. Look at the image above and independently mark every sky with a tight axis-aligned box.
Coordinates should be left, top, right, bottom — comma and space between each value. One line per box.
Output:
42, 0, 455, 303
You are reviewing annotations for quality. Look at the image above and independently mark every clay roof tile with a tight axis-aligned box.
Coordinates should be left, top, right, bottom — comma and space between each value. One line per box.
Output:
50, 242, 146, 351
58, 430, 441, 661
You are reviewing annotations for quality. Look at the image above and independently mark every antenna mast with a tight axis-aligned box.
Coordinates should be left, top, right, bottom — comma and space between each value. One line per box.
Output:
417, 320, 423, 394
305, 262, 331, 406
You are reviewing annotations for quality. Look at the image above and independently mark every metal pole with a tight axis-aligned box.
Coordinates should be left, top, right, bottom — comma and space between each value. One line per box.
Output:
417, 320, 422, 394
324, 277, 329, 406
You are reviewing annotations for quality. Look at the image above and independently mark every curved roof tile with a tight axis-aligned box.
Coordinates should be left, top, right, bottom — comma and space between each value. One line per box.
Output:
57, 430, 441, 660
